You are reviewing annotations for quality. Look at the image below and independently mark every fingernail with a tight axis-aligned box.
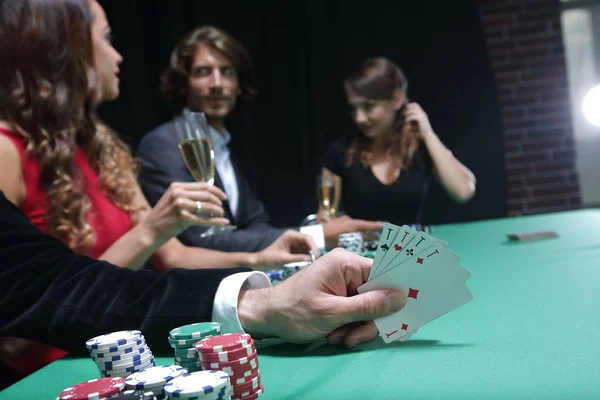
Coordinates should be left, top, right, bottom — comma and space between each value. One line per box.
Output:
385, 290, 407, 312
348, 339, 361, 348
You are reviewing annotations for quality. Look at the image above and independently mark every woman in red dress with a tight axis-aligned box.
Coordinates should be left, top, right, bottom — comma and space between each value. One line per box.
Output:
0, 0, 317, 382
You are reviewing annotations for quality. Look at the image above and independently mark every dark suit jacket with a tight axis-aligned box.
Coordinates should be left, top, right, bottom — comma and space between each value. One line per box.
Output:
136, 120, 287, 252
0, 192, 249, 354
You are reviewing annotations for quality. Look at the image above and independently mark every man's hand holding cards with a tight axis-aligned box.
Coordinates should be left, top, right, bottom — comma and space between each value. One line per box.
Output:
358, 223, 473, 343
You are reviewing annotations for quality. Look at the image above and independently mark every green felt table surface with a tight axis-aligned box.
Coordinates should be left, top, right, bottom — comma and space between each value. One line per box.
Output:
3, 209, 600, 399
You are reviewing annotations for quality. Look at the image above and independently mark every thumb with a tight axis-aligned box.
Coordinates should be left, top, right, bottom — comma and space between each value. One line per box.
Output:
331, 289, 407, 325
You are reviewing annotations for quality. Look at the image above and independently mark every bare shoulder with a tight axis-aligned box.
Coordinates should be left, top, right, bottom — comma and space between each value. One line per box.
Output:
0, 134, 26, 205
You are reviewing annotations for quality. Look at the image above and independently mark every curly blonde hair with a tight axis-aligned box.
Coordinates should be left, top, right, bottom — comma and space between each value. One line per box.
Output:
0, 0, 142, 253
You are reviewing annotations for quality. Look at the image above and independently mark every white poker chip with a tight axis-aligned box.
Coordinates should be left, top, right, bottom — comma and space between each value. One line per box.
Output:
92, 346, 150, 363
96, 351, 154, 371
86, 330, 142, 350
125, 365, 185, 390
89, 340, 147, 358
164, 370, 229, 398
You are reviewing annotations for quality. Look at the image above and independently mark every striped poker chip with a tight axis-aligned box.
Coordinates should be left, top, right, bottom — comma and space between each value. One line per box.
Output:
108, 389, 156, 399
97, 351, 154, 371
88, 339, 146, 357
86, 331, 142, 351
197, 343, 255, 363
168, 337, 202, 349
58, 377, 125, 400
164, 370, 229, 398
229, 369, 260, 386
232, 373, 261, 398
169, 322, 221, 340
199, 351, 259, 373
195, 333, 253, 354
233, 385, 264, 400
125, 365, 185, 390
99, 358, 155, 375
92, 346, 150, 363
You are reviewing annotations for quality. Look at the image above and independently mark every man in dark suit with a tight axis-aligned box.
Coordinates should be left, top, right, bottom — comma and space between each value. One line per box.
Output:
0, 190, 406, 388
137, 26, 384, 253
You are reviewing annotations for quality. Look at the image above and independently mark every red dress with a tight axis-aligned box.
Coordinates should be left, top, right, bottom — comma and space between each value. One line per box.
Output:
0, 128, 134, 374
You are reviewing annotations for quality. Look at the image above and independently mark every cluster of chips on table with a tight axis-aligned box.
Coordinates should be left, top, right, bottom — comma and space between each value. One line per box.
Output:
196, 333, 262, 400
86, 330, 155, 378
265, 260, 311, 285
124, 364, 186, 399
169, 322, 222, 372
164, 370, 231, 400
338, 232, 364, 253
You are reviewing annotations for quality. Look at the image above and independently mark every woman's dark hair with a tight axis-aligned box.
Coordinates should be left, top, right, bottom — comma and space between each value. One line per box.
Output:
160, 25, 257, 108
0, 0, 141, 252
344, 57, 419, 169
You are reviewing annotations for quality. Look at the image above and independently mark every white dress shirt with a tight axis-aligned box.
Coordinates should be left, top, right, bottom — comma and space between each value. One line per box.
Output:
206, 120, 326, 250
212, 271, 286, 347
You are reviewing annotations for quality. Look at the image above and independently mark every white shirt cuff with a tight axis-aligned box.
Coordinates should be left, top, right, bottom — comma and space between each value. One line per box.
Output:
212, 271, 271, 334
300, 224, 326, 252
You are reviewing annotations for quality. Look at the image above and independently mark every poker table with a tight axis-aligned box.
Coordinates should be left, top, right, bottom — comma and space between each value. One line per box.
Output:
3, 209, 600, 399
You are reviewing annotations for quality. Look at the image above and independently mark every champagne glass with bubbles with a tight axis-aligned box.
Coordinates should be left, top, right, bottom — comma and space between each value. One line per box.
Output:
175, 110, 236, 237
316, 169, 341, 221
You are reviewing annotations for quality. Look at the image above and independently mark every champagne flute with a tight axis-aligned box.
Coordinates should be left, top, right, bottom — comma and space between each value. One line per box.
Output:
175, 110, 236, 237
316, 169, 341, 221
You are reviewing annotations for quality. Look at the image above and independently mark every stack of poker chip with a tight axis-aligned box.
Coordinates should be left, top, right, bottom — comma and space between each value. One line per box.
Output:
125, 365, 186, 400
263, 269, 286, 285
164, 370, 231, 400
282, 260, 311, 279
87, 330, 155, 378
57, 377, 126, 399
169, 322, 222, 372
338, 232, 364, 254
196, 333, 263, 400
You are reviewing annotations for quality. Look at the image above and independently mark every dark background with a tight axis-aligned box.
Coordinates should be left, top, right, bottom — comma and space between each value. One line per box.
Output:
99, 0, 506, 227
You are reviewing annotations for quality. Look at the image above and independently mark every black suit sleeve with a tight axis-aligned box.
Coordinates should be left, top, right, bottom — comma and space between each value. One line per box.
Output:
136, 125, 286, 253
0, 192, 250, 354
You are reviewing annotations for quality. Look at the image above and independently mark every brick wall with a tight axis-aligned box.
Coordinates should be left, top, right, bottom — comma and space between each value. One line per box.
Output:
477, 0, 582, 216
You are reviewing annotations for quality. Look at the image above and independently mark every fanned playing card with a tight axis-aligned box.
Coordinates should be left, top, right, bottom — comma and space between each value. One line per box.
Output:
370, 225, 418, 280
359, 223, 473, 343
368, 223, 401, 280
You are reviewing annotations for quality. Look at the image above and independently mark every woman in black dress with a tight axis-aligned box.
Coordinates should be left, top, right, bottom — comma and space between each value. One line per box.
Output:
320, 57, 476, 226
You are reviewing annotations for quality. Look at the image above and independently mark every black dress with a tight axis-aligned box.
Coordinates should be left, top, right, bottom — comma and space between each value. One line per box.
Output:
321, 136, 433, 226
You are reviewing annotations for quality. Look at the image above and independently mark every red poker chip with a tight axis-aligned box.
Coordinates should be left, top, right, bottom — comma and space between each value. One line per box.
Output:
199, 350, 258, 368
195, 333, 253, 353
200, 353, 259, 378
232, 385, 264, 400
229, 368, 260, 386
58, 377, 125, 399
197, 343, 255, 363
232, 373, 261, 396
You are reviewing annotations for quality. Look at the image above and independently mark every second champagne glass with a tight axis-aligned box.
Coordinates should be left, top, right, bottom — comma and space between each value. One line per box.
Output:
316, 169, 341, 221
175, 110, 236, 237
